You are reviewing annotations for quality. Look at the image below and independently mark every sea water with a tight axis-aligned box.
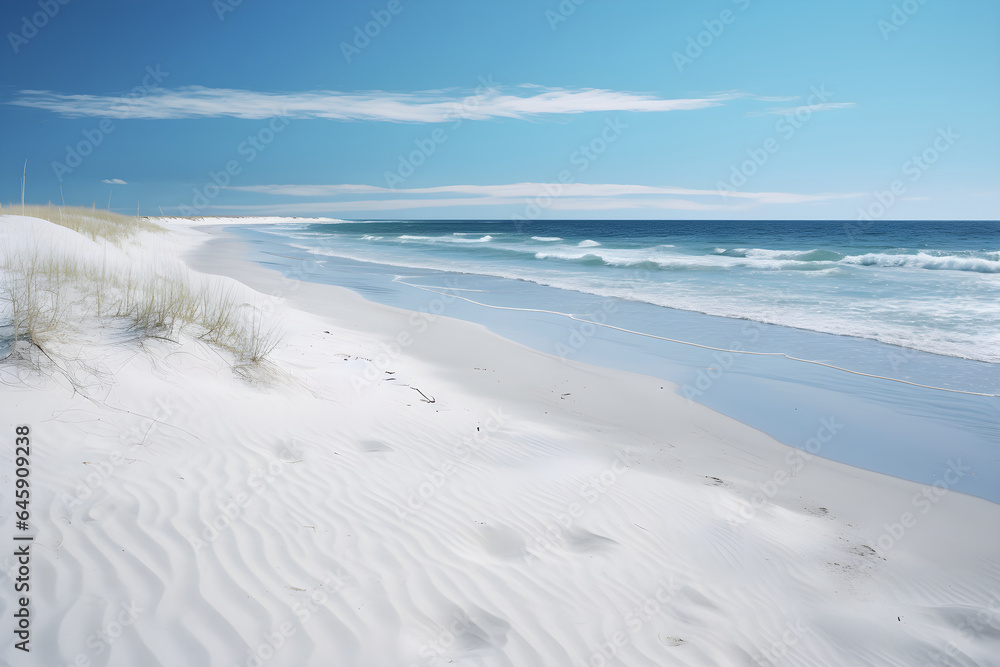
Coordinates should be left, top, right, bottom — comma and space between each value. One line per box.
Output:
229, 219, 1000, 502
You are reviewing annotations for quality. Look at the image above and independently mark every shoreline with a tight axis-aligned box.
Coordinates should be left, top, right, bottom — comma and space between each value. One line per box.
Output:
3, 214, 999, 665
218, 221, 1000, 504
252, 218, 1000, 366
185, 220, 1000, 658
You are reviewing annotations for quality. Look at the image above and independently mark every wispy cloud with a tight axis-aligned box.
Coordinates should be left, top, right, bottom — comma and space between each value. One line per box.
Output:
11, 85, 765, 122
748, 102, 856, 117
228, 182, 863, 206
188, 197, 732, 215
190, 196, 850, 215
102, 178, 127, 185
199, 182, 863, 215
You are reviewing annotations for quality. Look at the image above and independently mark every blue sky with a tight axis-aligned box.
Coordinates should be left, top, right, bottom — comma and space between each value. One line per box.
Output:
1, 0, 997, 220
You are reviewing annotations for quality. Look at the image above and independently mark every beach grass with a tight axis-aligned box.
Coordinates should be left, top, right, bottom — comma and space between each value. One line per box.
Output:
0, 206, 280, 369
2, 202, 165, 244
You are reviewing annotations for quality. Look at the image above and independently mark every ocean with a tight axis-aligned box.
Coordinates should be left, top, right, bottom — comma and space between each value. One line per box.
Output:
230, 219, 1000, 502
265, 219, 1000, 363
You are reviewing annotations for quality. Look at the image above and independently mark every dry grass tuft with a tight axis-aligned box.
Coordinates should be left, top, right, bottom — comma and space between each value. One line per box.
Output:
1, 206, 281, 371
2, 203, 163, 244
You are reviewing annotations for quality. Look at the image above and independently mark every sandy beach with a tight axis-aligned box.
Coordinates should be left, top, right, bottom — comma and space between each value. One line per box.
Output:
5, 0, 1000, 662
0, 214, 997, 666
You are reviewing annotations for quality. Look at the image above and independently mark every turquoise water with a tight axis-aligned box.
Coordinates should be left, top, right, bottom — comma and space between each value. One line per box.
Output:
229, 220, 1000, 503
265, 219, 1000, 363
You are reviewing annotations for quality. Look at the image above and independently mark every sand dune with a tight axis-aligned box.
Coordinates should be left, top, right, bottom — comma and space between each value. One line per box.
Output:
1, 215, 998, 666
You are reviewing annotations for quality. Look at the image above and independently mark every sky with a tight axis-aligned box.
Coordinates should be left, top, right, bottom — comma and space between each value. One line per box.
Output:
1, 0, 998, 220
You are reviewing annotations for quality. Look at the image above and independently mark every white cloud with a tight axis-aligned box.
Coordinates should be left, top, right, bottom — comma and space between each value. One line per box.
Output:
748, 102, 856, 117
228, 182, 863, 206
202, 182, 863, 215
10, 86, 753, 122
187, 197, 732, 215
102, 178, 127, 185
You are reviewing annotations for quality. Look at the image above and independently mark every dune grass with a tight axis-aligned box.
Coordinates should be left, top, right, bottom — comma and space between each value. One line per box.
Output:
2, 253, 65, 354
2, 203, 164, 244
0, 205, 281, 371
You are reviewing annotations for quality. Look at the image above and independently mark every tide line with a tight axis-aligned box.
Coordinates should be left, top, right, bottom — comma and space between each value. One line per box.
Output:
394, 278, 1000, 399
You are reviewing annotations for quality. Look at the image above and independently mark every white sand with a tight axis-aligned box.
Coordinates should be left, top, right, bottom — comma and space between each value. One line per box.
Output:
2, 215, 998, 666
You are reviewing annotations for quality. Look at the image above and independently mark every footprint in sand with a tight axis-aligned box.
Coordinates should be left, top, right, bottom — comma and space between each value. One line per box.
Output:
359, 440, 393, 453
